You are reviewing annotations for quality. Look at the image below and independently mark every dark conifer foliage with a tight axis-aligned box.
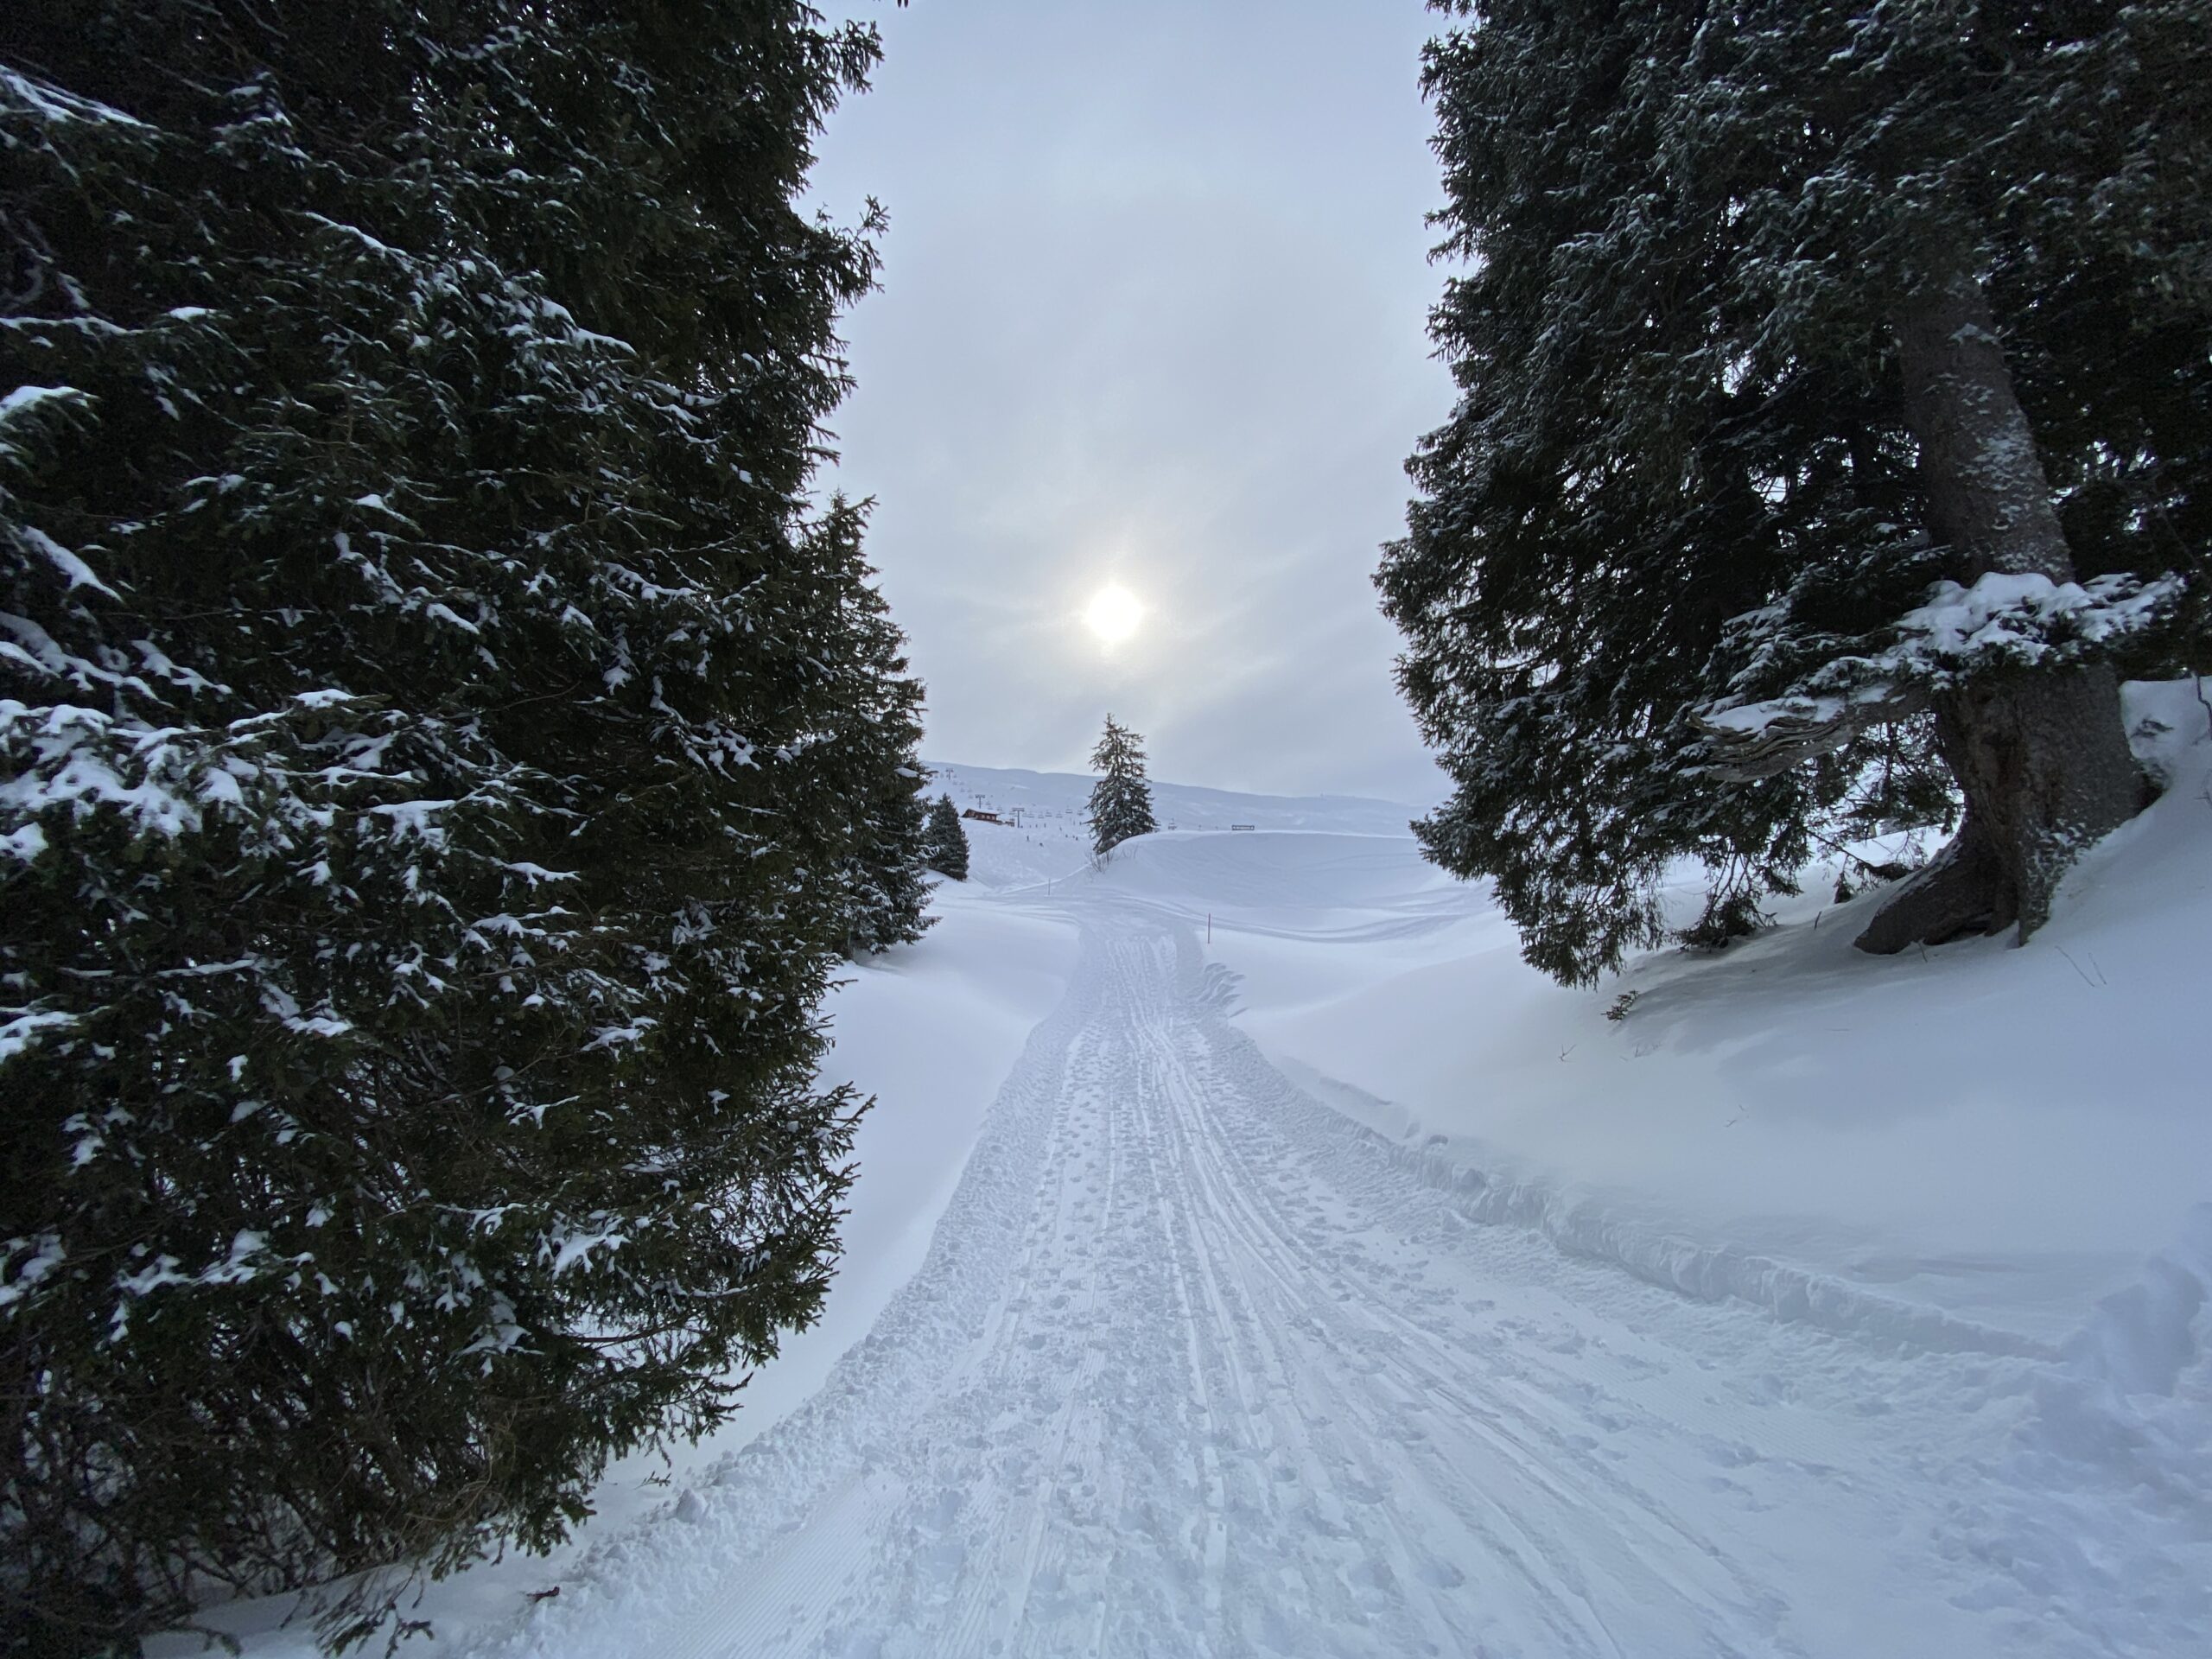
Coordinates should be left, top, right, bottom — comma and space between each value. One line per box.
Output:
925, 794, 971, 881
0, 3, 906, 1649
1087, 717, 1158, 857
813, 504, 933, 957
1381, 0, 2208, 985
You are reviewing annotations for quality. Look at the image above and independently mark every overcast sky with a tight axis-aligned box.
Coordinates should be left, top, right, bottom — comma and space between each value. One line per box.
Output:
809, 0, 1453, 804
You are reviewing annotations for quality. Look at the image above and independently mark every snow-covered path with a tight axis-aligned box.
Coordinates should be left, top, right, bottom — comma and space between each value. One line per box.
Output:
469, 895, 2182, 1659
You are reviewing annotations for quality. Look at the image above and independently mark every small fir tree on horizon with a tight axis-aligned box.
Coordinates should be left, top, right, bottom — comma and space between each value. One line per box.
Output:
925, 794, 971, 880
1088, 716, 1158, 857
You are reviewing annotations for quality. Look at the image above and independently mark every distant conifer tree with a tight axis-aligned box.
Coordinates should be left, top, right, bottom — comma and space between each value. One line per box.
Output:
1088, 716, 1159, 856
0, 3, 906, 1647
925, 794, 971, 880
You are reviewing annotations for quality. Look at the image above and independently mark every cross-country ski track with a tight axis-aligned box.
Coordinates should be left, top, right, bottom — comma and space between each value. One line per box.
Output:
462, 864, 2198, 1659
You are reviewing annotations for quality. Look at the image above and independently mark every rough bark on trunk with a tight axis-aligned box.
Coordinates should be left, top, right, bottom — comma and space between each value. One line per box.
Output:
1856, 241, 2141, 954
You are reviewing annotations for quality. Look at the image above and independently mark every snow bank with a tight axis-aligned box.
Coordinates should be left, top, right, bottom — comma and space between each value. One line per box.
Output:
1178, 683, 2212, 1358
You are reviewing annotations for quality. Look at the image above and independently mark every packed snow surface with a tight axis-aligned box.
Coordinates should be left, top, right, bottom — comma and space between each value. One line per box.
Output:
165, 701, 2210, 1658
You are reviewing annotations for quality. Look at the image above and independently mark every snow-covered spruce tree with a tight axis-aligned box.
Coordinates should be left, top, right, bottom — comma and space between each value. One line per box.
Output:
837, 758, 933, 957
1087, 716, 1158, 857
925, 795, 971, 881
805, 501, 933, 958
0, 4, 899, 1650
1379, 1, 2206, 984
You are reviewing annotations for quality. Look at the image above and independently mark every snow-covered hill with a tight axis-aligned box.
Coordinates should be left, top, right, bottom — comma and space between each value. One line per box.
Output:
1084, 816, 2212, 1346
159, 690, 2212, 1659
921, 760, 1417, 890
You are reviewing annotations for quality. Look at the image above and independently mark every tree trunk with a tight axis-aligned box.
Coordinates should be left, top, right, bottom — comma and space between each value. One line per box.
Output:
1855, 240, 2141, 955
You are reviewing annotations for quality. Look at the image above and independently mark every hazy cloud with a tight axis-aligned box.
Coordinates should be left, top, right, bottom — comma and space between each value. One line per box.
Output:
810, 0, 1452, 804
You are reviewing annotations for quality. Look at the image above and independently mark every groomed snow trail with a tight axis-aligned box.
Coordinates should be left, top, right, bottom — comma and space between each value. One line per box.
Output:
472, 904, 2174, 1659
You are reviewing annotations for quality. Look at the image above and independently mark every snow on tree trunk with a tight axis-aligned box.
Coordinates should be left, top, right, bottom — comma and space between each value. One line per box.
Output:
1382, 3, 2202, 986
1858, 244, 2142, 951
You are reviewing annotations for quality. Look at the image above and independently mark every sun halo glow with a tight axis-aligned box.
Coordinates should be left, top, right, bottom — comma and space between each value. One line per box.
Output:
1084, 584, 1143, 645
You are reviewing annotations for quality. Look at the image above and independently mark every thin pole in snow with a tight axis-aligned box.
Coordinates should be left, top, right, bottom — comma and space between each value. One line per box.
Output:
1206, 912, 1211, 944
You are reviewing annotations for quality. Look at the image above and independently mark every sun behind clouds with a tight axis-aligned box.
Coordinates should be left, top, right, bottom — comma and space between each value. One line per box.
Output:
1084, 584, 1143, 645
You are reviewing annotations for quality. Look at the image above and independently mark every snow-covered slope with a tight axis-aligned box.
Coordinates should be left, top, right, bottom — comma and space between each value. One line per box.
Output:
158, 691, 2211, 1659
923, 760, 1417, 890
1173, 689, 2212, 1354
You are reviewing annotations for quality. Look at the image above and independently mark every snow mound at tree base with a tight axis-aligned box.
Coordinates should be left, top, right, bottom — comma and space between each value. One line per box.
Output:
1179, 680, 2212, 1352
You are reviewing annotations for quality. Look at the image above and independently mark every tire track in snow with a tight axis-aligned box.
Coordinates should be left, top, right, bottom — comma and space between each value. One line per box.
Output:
1101, 926, 1772, 1658
466, 908, 2158, 1659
